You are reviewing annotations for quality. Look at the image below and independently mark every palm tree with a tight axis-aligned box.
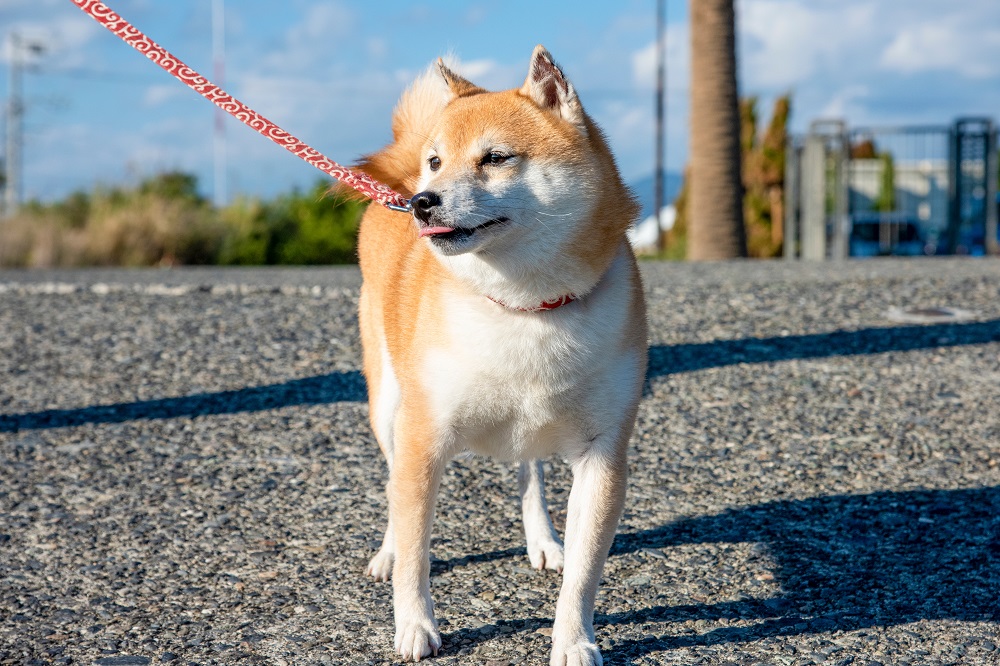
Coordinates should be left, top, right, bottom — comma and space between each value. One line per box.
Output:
688, 0, 747, 259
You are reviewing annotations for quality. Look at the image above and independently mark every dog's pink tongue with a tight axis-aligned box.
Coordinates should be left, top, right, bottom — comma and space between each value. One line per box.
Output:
418, 226, 455, 238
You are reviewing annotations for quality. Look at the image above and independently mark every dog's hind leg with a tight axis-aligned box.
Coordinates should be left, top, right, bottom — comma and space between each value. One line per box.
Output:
366, 343, 400, 582
549, 438, 628, 666
519, 460, 564, 572
367, 489, 395, 582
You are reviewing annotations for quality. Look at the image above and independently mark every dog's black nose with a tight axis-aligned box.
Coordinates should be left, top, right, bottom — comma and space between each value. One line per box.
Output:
410, 191, 441, 223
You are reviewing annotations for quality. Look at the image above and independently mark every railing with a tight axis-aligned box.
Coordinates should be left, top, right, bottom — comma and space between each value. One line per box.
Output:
784, 118, 998, 258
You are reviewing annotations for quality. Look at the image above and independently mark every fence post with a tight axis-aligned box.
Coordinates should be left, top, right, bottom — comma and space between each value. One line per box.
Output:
986, 121, 998, 256
783, 140, 800, 259
830, 129, 850, 260
800, 135, 827, 260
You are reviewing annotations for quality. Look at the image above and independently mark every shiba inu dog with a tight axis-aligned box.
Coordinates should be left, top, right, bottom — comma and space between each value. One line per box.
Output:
353, 46, 647, 665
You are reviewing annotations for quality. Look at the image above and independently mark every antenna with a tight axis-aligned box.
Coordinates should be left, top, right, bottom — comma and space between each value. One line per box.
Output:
212, 0, 227, 207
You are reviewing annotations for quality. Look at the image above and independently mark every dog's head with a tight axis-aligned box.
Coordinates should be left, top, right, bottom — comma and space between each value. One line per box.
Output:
409, 47, 636, 289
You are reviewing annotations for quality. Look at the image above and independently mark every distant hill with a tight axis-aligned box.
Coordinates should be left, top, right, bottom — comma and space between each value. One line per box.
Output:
629, 171, 684, 220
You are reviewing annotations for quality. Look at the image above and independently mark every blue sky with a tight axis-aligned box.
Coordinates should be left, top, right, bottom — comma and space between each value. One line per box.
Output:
3, 0, 999, 204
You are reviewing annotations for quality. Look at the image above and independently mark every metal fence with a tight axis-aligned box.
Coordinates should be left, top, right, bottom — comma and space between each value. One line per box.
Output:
784, 118, 998, 259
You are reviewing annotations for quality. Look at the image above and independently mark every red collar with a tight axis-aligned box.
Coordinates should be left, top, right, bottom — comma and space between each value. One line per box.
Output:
488, 293, 577, 312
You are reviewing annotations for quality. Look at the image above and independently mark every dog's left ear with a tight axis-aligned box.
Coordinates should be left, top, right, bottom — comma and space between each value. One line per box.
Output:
437, 58, 486, 98
520, 45, 585, 129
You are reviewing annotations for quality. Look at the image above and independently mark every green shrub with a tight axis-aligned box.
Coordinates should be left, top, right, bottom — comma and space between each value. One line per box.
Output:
0, 172, 367, 267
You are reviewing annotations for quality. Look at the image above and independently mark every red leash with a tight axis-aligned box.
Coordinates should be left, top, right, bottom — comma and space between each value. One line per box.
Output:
69, 0, 411, 212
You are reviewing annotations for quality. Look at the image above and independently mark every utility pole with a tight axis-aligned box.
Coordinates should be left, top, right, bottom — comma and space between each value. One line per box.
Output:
654, 0, 667, 252
4, 32, 43, 218
4, 32, 24, 217
212, 0, 227, 208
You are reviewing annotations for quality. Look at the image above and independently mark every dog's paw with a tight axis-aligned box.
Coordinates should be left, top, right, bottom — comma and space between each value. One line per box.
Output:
366, 548, 394, 582
549, 639, 602, 666
394, 618, 441, 662
527, 536, 564, 572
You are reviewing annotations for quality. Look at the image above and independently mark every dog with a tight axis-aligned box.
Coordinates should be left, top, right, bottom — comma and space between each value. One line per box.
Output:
353, 45, 647, 665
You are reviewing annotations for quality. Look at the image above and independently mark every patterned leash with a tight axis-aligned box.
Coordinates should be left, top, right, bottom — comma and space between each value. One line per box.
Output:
69, 0, 412, 212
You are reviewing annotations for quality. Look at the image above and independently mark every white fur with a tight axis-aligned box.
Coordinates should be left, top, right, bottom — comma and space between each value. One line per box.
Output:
519, 460, 564, 572
366, 343, 400, 582
373, 344, 400, 460
419, 244, 638, 461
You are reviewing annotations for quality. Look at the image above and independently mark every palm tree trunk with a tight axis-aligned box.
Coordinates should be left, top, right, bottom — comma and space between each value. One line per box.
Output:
688, 0, 747, 259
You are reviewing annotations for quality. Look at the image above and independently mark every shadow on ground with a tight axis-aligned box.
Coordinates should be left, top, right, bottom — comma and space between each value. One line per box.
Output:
3, 319, 999, 433
601, 486, 1000, 662
440, 486, 1000, 664
0, 371, 366, 432
645, 317, 1000, 378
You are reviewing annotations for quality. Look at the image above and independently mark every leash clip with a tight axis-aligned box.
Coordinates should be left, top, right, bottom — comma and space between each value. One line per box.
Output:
385, 199, 412, 213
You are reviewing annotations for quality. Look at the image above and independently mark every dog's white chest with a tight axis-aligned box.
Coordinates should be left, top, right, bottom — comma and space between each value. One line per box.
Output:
420, 302, 585, 458
419, 258, 637, 461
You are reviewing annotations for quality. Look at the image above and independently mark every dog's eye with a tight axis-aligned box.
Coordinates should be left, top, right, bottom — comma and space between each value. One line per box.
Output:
481, 152, 510, 167
428, 156, 441, 171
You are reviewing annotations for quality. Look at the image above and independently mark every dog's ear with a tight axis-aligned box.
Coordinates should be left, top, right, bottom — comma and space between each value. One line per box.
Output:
520, 45, 584, 129
437, 58, 486, 98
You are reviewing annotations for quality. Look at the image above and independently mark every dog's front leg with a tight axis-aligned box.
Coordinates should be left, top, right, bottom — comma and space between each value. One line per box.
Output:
549, 441, 627, 666
390, 415, 445, 661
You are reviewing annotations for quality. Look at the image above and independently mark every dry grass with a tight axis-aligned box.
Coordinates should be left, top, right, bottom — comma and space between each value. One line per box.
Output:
0, 172, 364, 267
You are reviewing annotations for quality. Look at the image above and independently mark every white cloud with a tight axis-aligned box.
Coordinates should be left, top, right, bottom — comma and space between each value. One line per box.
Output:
880, 19, 1000, 79
818, 84, 869, 120
631, 22, 690, 95
257, 2, 355, 73
453, 58, 524, 90
732, 0, 1000, 131
1, 12, 100, 68
737, 0, 877, 89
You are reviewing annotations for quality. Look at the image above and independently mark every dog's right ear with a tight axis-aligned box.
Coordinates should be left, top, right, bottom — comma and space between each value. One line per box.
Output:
437, 58, 486, 98
520, 45, 585, 130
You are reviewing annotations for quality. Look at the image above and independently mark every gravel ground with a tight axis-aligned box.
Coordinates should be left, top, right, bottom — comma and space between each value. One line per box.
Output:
2, 258, 1000, 666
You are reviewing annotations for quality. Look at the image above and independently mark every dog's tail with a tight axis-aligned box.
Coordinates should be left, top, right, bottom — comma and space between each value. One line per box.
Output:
342, 65, 450, 201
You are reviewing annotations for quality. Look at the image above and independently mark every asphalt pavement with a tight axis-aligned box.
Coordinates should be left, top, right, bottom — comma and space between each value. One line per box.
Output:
2, 258, 999, 665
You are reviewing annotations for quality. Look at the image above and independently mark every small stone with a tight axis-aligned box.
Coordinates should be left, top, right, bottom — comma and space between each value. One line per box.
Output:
625, 575, 651, 588
159, 654, 177, 663
257, 571, 279, 581
535, 627, 553, 637
93, 658, 151, 666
